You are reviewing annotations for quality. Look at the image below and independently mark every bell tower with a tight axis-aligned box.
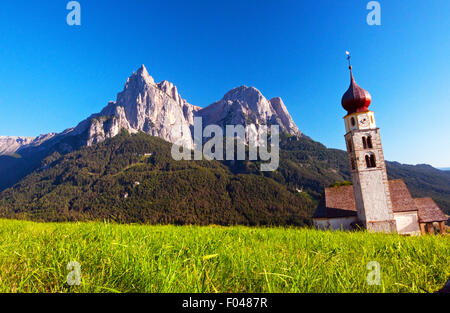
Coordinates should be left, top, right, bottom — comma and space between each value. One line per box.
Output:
341, 54, 396, 233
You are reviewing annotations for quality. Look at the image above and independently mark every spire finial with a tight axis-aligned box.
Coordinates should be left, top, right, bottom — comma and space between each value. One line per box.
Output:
345, 51, 352, 70
341, 51, 372, 114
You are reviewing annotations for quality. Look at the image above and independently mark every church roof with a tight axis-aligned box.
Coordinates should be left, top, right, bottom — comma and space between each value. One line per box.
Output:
313, 179, 446, 222
388, 179, 419, 213
312, 185, 356, 218
414, 197, 447, 223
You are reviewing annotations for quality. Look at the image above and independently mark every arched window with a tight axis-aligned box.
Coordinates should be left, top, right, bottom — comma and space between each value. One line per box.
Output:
365, 153, 377, 168
347, 139, 352, 152
370, 154, 376, 167
365, 153, 376, 168
367, 136, 373, 149
362, 137, 368, 149
351, 158, 356, 170
351, 117, 356, 127
365, 155, 371, 168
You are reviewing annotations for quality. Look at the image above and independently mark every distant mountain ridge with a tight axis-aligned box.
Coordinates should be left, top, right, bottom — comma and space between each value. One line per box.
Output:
0, 136, 33, 155
0, 65, 300, 157
0, 134, 56, 155
0, 65, 302, 191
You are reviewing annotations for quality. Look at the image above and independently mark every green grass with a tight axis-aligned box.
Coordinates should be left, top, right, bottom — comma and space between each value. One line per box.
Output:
0, 219, 448, 293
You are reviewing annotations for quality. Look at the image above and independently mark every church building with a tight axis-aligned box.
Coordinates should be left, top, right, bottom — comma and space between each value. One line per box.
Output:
313, 61, 447, 235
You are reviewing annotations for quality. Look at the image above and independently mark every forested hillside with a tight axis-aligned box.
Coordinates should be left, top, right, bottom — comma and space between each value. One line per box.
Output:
0, 131, 448, 224
0, 132, 315, 225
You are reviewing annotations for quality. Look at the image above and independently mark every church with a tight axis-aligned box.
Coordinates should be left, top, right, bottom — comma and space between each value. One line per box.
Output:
313, 61, 447, 235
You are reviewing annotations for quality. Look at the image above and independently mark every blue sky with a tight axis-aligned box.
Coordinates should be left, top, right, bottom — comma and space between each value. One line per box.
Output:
0, 0, 449, 167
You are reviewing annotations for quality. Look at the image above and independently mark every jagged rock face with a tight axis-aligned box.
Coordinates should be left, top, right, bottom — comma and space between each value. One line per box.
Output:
156, 80, 202, 125
74, 65, 196, 149
0, 65, 301, 156
0, 134, 57, 155
197, 86, 301, 137
269, 97, 301, 136
0, 136, 35, 155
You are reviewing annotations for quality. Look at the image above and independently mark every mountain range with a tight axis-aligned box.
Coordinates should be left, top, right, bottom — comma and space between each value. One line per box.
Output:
0, 65, 448, 224
0, 65, 300, 156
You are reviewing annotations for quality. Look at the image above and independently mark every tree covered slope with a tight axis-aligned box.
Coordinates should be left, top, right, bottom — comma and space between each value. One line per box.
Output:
0, 132, 315, 225
0, 132, 448, 224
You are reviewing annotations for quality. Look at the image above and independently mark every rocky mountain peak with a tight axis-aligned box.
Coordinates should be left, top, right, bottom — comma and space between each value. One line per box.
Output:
223, 86, 262, 101
0, 65, 301, 158
136, 64, 154, 82
124, 64, 155, 91
157, 80, 183, 106
198, 85, 301, 137
221, 86, 268, 115
71, 65, 196, 148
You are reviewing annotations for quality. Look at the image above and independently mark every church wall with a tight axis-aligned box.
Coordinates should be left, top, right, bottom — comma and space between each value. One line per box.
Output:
351, 175, 366, 222
359, 170, 393, 221
394, 212, 421, 235
313, 217, 358, 231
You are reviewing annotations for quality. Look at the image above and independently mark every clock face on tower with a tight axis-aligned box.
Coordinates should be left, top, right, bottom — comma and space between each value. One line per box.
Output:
358, 114, 369, 128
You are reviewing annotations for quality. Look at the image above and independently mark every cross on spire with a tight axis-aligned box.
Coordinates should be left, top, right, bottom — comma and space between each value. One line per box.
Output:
345, 51, 352, 70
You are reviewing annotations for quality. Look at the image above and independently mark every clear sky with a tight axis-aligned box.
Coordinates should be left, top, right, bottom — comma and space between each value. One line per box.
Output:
0, 0, 449, 167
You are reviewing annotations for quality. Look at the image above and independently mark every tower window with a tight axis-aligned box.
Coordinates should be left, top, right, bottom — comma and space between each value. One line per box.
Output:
347, 139, 352, 152
351, 117, 356, 127
370, 154, 376, 167
365, 155, 370, 167
351, 158, 356, 170
367, 136, 373, 149
362, 137, 368, 149
365, 153, 377, 168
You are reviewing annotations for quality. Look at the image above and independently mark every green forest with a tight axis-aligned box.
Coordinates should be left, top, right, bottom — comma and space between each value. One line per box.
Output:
0, 131, 449, 224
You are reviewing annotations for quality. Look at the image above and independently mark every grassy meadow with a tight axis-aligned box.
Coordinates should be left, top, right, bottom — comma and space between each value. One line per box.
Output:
0, 219, 448, 293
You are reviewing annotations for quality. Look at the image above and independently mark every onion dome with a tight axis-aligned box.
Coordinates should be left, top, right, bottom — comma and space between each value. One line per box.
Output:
341, 66, 372, 114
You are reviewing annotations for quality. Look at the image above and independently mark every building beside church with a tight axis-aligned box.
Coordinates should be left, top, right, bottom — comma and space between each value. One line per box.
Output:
313, 62, 447, 235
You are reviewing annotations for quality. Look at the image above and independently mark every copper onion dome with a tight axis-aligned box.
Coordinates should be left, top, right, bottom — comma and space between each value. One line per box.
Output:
341, 65, 372, 114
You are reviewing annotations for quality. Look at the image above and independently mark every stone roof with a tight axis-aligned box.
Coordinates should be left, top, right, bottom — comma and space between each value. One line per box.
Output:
312, 185, 357, 218
313, 179, 446, 223
388, 179, 419, 213
414, 197, 447, 223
